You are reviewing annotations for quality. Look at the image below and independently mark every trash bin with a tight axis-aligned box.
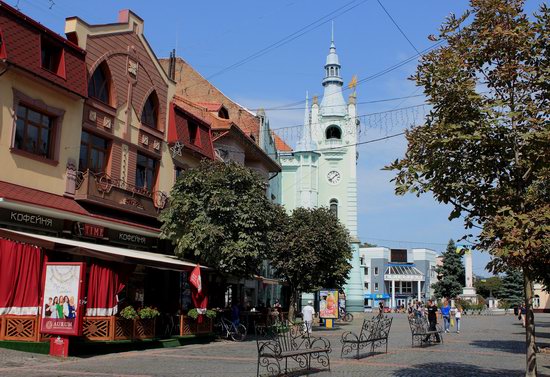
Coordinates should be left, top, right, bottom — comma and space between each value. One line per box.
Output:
49, 336, 69, 358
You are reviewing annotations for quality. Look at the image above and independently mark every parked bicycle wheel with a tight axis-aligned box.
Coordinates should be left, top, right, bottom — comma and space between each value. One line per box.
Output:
230, 323, 247, 341
344, 312, 354, 322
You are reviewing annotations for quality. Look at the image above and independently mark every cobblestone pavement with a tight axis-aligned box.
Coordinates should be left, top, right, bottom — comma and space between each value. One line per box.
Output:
0, 313, 549, 377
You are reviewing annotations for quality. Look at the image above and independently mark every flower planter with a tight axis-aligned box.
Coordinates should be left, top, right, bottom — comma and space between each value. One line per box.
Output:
180, 315, 213, 336
114, 317, 156, 340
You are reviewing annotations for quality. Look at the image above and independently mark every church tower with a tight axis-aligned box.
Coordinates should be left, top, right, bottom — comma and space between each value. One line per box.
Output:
279, 29, 364, 312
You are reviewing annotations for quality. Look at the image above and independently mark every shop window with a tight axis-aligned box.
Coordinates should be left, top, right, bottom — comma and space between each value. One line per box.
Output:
79, 131, 109, 173
374, 283, 379, 291
136, 152, 157, 191
40, 35, 65, 77
141, 92, 159, 129
329, 198, 338, 218
325, 125, 341, 140
88, 62, 111, 104
14, 104, 55, 159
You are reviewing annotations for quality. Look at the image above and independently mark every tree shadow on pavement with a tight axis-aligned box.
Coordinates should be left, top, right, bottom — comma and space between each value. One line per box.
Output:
392, 362, 522, 377
470, 339, 525, 354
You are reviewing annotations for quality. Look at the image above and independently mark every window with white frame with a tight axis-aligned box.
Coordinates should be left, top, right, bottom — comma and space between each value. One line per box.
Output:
374, 267, 379, 276
374, 283, 379, 291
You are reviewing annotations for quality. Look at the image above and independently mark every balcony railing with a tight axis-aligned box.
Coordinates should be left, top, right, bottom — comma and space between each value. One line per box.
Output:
75, 170, 167, 218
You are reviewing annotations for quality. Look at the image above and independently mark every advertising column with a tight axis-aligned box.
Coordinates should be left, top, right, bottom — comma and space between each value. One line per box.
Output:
40, 262, 85, 357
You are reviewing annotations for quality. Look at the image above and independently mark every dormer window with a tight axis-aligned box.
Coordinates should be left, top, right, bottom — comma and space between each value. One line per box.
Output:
218, 106, 229, 119
88, 62, 111, 104
325, 125, 341, 140
40, 35, 65, 77
141, 92, 159, 129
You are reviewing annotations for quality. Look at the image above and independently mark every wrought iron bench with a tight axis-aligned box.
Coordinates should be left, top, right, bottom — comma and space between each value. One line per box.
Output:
255, 321, 331, 377
340, 316, 392, 359
408, 316, 443, 347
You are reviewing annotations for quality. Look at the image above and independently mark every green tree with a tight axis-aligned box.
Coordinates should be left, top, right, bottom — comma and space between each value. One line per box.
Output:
433, 240, 465, 299
269, 207, 352, 320
160, 160, 277, 277
474, 276, 504, 298
385, 2, 550, 375
501, 269, 525, 306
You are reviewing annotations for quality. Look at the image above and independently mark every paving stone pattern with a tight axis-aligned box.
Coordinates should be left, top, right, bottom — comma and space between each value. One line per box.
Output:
0, 313, 549, 377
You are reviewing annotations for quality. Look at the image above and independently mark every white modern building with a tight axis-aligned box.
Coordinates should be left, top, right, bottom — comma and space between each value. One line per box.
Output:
360, 247, 438, 309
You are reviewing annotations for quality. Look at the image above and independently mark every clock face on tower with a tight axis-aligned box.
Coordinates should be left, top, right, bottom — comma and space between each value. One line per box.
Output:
327, 170, 341, 185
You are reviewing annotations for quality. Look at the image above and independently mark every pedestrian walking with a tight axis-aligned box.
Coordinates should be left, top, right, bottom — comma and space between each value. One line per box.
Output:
521, 304, 527, 328
302, 300, 315, 334
441, 299, 451, 333
378, 301, 384, 316
455, 307, 461, 334
424, 299, 441, 343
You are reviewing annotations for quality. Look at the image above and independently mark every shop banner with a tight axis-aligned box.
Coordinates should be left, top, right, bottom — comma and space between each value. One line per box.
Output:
319, 289, 338, 319
40, 263, 85, 336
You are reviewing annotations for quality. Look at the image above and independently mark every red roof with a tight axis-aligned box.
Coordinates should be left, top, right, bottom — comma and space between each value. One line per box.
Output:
0, 180, 159, 233
197, 102, 223, 112
168, 96, 215, 160
0, 1, 87, 98
272, 131, 292, 152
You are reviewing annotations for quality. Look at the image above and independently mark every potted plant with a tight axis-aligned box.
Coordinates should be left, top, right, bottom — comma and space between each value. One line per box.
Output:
116, 306, 138, 340
181, 308, 216, 335
135, 306, 160, 339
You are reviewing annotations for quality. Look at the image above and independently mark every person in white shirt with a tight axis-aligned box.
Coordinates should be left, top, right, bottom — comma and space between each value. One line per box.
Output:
302, 300, 315, 334
455, 307, 462, 334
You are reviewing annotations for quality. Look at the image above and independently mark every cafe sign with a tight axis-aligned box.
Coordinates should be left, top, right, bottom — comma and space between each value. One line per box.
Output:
0, 208, 63, 232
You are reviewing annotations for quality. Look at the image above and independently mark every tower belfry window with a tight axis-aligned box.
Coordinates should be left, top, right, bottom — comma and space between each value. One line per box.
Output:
326, 125, 342, 140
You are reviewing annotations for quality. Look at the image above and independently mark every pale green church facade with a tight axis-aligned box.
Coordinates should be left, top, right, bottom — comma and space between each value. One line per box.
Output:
278, 36, 364, 312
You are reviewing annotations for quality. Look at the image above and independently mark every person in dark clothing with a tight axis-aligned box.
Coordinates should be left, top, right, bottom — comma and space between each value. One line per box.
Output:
425, 300, 441, 342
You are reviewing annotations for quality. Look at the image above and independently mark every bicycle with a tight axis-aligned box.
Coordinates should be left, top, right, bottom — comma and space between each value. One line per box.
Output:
214, 316, 247, 341
339, 308, 354, 322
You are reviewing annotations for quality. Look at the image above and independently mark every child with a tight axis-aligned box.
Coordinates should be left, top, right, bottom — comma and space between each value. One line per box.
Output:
455, 307, 462, 334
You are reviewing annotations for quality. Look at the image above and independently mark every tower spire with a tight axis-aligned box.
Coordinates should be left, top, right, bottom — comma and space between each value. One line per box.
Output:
296, 91, 315, 151
320, 22, 346, 116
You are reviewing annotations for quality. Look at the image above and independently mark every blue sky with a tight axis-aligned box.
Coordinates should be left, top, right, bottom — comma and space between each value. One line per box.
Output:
14, 0, 545, 276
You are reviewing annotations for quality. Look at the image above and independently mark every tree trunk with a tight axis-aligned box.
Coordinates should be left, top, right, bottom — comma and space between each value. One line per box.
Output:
288, 288, 299, 322
524, 274, 537, 377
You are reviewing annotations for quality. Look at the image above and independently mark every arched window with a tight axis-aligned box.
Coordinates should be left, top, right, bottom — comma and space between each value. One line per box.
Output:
330, 199, 338, 218
88, 62, 111, 104
533, 295, 540, 308
326, 125, 342, 140
141, 92, 159, 128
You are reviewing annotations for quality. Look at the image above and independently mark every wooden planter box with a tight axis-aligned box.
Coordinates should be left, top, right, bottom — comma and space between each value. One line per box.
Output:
82, 316, 156, 341
0, 315, 41, 342
179, 315, 213, 336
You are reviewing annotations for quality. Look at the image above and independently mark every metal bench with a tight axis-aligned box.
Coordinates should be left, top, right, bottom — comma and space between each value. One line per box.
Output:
408, 316, 443, 347
340, 316, 392, 359
255, 321, 331, 377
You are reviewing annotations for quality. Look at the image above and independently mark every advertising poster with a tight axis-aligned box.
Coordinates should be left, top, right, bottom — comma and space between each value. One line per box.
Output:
319, 289, 339, 319
40, 263, 84, 336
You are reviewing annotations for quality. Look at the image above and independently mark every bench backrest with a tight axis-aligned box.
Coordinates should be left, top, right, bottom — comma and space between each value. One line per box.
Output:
359, 316, 393, 342
255, 320, 308, 353
408, 316, 429, 334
